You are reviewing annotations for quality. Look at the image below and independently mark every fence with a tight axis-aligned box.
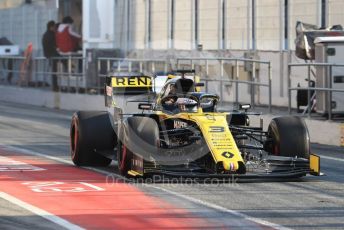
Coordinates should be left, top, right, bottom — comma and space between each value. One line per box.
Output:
288, 63, 344, 120
1, 55, 272, 112
97, 57, 173, 74
0, 55, 84, 93
176, 57, 272, 112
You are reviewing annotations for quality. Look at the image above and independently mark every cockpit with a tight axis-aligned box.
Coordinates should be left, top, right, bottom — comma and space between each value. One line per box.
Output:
159, 78, 196, 113
158, 77, 218, 114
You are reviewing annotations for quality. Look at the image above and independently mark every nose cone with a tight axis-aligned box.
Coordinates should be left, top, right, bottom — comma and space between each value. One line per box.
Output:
222, 161, 239, 172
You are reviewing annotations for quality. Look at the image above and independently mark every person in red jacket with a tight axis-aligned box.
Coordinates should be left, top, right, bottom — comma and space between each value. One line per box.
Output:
56, 16, 81, 54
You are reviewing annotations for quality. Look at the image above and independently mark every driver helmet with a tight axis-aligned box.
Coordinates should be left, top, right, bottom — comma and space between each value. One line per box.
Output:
176, 98, 197, 112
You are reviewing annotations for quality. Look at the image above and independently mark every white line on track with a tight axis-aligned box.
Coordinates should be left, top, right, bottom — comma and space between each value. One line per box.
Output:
320, 155, 344, 162
150, 186, 292, 230
79, 182, 104, 191
0, 192, 84, 230
3, 145, 292, 230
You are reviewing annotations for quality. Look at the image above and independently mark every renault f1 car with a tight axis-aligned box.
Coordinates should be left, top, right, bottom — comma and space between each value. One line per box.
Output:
70, 70, 321, 179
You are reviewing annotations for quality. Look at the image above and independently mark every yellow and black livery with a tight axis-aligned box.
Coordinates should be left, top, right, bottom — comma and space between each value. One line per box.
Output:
71, 70, 321, 179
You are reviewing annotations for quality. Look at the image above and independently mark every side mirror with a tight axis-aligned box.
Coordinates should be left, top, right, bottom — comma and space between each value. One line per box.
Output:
138, 103, 153, 110
239, 104, 251, 111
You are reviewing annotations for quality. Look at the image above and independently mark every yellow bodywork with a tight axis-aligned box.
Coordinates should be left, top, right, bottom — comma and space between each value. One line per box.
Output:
309, 154, 320, 176
128, 170, 144, 177
108, 74, 320, 176
156, 108, 244, 172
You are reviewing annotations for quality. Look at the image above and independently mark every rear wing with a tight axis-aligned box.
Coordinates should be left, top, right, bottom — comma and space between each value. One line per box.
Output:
105, 72, 152, 107
104, 70, 201, 107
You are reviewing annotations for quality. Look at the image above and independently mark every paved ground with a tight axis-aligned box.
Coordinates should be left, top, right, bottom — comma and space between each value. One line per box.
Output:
0, 101, 343, 229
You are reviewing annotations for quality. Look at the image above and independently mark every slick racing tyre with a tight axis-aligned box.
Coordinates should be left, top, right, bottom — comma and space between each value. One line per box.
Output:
70, 111, 116, 166
267, 116, 310, 159
117, 140, 133, 176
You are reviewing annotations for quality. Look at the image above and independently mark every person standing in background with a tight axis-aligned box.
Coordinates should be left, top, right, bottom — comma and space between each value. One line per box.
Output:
56, 16, 82, 54
42, 20, 59, 91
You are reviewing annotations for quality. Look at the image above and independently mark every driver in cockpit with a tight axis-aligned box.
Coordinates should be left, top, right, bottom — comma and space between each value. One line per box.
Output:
161, 83, 197, 113
161, 84, 177, 105
161, 84, 178, 112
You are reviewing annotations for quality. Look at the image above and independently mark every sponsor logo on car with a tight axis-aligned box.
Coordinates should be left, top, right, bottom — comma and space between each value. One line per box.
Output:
111, 76, 152, 87
174, 120, 188, 129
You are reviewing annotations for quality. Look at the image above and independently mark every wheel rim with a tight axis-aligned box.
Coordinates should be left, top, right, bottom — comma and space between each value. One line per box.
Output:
268, 123, 280, 156
119, 144, 127, 171
273, 145, 279, 155
70, 119, 78, 159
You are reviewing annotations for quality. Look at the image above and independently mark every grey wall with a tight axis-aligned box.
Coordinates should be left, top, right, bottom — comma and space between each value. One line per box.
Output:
0, 3, 57, 56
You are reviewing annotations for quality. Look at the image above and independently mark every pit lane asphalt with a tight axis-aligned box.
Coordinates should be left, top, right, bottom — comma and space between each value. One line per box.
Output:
0, 101, 343, 230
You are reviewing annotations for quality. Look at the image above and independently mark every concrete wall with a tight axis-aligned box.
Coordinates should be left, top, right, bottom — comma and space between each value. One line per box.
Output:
109, 0, 344, 52
113, 1, 128, 51
2, 0, 344, 54
328, 0, 344, 26
256, 0, 280, 50
131, 0, 146, 50
0, 85, 106, 111
174, 0, 193, 50
227, 0, 249, 50
2, 0, 344, 55
0, 85, 142, 112
198, 0, 219, 50
151, 0, 169, 49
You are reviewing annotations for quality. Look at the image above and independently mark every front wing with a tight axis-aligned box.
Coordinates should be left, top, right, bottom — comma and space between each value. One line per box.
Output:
127, 154, 321, 179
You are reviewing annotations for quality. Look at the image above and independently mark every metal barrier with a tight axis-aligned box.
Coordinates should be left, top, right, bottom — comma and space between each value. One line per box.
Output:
176, 57, 272, 112
51, 55, 84, 93
288, 63, 344, 120
1, 56, 173, 94
97, 57, 173, 74
0, 55, 84, 93
0, 56, 26, 85
0, 56, 272, 113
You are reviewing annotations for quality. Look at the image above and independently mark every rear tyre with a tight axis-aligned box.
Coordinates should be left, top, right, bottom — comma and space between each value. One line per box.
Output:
117, 141, 133, 176
70, 111, 116, 166
117, 116, 159, 177
267, 116, 310, 159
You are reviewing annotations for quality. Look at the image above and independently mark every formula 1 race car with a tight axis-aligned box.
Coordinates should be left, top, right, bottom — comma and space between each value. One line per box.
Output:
70, 70, 321, 179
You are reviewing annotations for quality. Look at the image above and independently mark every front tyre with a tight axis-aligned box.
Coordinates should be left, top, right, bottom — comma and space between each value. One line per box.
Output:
267, 116, 310, 159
